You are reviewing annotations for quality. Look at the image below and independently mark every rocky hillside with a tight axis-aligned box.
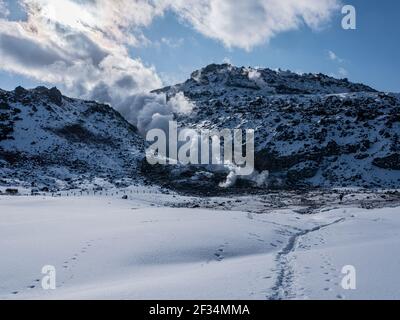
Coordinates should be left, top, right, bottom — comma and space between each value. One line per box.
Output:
152, 64, 400, 190
0, 86, 144, 190
1, 65, 399, 193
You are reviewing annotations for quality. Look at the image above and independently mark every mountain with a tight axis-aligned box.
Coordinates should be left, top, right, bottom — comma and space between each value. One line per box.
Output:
0, 86, 144, 190
2, 65, 400, 193
150, 64, 400, 191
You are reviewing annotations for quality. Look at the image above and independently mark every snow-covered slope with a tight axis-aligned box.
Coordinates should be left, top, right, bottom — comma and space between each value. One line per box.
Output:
153, 64, 400, 189
1, 194, 400, 300
0, 86, 144, 190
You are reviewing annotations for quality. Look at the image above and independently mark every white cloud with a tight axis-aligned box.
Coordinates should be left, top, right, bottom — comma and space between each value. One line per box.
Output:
222, 57, 232, 64
0, 0, 164, 111
338, 67, 348, 77
328, 50, 343, 62
118, 91, 194, 136
0, 0, 9, 18
327, 50, 348, 78
161, 37, 184, 48
169, 0, 341, 50
328, 50, 337, 60
168, 91, 194, 114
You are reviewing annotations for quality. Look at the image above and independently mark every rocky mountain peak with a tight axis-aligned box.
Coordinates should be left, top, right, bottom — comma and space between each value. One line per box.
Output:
179, 63, 377, 96
31, 86, 63, 106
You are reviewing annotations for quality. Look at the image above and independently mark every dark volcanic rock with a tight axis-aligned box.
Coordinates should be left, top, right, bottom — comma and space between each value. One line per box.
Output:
373, 154, 400, 170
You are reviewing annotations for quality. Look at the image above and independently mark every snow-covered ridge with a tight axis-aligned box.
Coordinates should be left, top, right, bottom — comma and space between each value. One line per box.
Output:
153, 63, 376, 97
0, 86, 144, 190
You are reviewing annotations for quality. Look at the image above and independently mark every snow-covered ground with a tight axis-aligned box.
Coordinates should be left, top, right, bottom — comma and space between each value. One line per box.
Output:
0, 193, 400, 300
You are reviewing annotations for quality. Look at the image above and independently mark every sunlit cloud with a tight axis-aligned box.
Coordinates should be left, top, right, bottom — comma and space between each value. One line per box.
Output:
0, 0, 164, 111
170, 0, 341, 51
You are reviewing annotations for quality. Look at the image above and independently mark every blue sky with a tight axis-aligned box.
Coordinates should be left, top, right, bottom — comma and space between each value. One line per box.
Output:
0, 0, 398, 94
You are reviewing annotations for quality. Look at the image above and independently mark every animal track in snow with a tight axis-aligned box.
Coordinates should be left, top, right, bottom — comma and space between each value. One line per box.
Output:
214, 243, 229, 262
